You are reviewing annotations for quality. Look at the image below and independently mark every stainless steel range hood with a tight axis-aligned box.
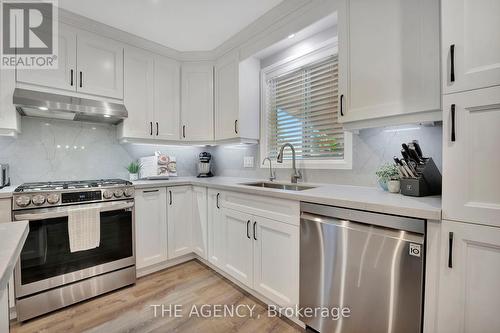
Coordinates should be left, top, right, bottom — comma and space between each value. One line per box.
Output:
13, 88, 128, 124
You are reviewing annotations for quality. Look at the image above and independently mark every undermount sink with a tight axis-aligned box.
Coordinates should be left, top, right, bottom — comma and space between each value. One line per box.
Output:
240, 181, 316, 191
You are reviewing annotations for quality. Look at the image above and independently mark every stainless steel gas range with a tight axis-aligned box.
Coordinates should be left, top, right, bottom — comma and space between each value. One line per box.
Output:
12, 179, 136, 321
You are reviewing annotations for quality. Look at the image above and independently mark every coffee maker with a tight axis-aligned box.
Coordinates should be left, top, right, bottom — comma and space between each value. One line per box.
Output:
197, 152, 213, 178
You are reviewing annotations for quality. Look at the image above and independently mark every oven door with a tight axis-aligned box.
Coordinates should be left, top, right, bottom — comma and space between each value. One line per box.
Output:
13, 200, 135, 298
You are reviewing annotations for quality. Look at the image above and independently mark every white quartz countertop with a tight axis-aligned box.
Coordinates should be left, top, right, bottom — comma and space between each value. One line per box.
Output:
0, 177, 442, 220
0, 221, 29, 291
0, 185, 16, 199
133, 177, 442, 220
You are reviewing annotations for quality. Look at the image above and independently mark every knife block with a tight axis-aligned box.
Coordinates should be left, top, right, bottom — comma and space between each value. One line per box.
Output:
400, 158, 442, 197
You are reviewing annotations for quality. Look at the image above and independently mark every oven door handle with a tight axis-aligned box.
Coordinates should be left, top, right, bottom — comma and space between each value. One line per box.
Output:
14, 200, 134, 221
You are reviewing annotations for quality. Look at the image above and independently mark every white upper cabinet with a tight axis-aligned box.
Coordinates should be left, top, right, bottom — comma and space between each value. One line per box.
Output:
118, 51, 180, 141
154, 56, 180, 140
442, 0, 500, 94
121, 46, 154, 139
215, 52, 259, 141
76, 32, 124, 99
135, 188, 168, 270
17, 23, 77, 92
437, 220, 500, 333
192, 186, 208, 259
181, 63, 214, 141
338, 0, 441, 125
167, 186, 193, 259
16, 25, 124, 100
442, 86, 500, 227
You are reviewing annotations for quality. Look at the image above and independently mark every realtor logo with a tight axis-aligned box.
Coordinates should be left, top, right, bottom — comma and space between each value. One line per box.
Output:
1, 0, 58, 69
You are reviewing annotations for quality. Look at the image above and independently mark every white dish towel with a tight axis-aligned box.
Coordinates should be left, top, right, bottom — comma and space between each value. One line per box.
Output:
68, 206, 101, 253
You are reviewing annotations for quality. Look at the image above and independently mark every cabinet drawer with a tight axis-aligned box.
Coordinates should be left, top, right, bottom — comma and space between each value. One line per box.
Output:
220, 190, 299, 225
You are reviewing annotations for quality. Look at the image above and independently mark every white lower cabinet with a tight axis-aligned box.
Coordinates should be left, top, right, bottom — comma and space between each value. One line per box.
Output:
208, 190, 225, 269
192, 186, 208, 259
167, 186, 193, 259
135, 188, 168, 269
436, 220, 500, 333
208, 191, 300, 307
223, 208, 254, 288
253, 216, 299, 307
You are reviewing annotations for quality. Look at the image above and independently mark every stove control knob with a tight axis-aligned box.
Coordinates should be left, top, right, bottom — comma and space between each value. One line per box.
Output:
32, 194, 46, 206
114, 189, 124, 198
15, 195, 31, 208
47, 193, 60, 205
124, 188, 134, 197
103, 190, 113, 199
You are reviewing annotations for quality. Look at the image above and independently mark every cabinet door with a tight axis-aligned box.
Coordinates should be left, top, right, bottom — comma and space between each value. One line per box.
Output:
338, 0, 440, 123
135, 188, 168, 269
208, 189, 225, 268
437, 220, 500, 333
222, 208, 253, 287
442, 0, 500, 94
154, 56, 180, 140
122, 46, 154, 139
442, 87, 500, 226
167, 186, 192, 259
192, 186, 208, 259
253, 216, 299, 307
215, 52, 239, 140
17, 23, 77, 92
181, 63, 214, 141
76, 32, 124, 99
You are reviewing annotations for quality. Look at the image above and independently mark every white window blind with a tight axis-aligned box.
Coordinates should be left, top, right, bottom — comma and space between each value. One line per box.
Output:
266, 55, 343, 160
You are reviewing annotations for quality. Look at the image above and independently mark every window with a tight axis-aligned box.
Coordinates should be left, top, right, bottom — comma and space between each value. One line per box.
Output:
261, 46, 352, 169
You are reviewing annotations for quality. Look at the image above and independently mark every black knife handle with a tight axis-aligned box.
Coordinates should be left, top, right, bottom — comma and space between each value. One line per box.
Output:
412, 140, 423, 158
450, 44, 455, 83
340, 94, 344, 116
451, 104, 456, 142
448, 232, 454, 268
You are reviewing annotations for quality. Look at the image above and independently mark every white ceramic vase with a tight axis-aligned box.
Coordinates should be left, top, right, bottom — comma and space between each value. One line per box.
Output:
129, 173, 138, 181
387, 180, 401, 193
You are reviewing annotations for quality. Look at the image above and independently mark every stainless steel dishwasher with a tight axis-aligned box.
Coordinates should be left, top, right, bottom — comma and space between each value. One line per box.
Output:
300, 202, 425, 333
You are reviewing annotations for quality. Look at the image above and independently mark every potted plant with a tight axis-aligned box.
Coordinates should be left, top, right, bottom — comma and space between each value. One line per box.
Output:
375, 163, 400, 192
126, 161, 142, 181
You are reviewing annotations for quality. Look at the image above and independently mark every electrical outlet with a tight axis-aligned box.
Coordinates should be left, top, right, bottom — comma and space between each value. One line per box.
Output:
243, 156, 254, 168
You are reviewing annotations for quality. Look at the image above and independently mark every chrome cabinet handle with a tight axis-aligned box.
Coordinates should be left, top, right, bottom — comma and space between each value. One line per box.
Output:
253, 221, 257, 240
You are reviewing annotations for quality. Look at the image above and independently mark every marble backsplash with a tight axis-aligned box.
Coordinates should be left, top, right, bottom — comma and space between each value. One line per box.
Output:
210, 124, 443, 187
0, 117, 204, 185
0, 117, 442, 188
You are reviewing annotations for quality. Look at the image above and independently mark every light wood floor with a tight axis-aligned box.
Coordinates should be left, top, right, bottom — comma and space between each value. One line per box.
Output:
10, 260, 303, 333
